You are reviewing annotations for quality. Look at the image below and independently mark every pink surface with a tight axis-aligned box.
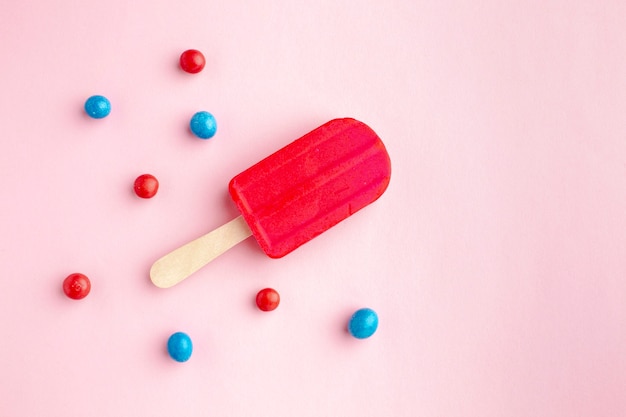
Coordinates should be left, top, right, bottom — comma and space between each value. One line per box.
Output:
1, 1, 625, 416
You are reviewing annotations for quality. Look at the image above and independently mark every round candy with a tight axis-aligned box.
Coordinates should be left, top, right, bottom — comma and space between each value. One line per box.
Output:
84, 95, 111, 119
348, 308, 378, 339
134, 174, 159, 198
180, 49, 206, 74
63, 273, 91, 300
167, 332, 193, 362
189, 111, 217, 139
256, 288, 280, 312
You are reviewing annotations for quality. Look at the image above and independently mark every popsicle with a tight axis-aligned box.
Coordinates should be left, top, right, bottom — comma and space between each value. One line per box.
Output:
150, 118, 391, 288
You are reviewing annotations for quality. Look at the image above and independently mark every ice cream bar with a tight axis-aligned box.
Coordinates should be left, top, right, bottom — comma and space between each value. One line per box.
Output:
229, 117, 391, 258
150, 118, 391, 288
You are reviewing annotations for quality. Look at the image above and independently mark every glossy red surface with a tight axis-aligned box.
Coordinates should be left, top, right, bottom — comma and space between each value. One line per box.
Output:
255, 288, 280, 311
63, 273, 91, 300
134, 174, 159, 199
179, 49, 205, 74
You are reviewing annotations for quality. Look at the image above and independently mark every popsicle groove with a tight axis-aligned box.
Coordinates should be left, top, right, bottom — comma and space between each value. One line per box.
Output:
250, 139, 380, 218
256, 150, 390, 229
236, 119, 364, 185
262, 172, 391, 248
231, 119, 378, 205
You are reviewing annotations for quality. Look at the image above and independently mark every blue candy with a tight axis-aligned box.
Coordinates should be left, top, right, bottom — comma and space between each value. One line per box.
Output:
167, 332, 193, 362
84, 95, 111, 119
348, 308, 379, 339
190, 111, 217, 139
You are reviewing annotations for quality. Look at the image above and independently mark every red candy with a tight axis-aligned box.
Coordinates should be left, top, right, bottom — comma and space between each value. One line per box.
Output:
179, 49, 205, 74
134, 174, 159, 199
256, 288, 280, 311
63, 273, 91, 300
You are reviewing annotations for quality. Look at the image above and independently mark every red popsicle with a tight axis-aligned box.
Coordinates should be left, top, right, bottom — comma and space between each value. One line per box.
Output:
150, 118, 391, 288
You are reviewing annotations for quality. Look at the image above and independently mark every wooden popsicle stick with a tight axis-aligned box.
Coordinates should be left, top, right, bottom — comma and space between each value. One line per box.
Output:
150, 215, 252, 288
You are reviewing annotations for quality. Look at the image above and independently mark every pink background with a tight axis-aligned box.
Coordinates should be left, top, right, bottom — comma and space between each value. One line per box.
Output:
1, 1, 625, 416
